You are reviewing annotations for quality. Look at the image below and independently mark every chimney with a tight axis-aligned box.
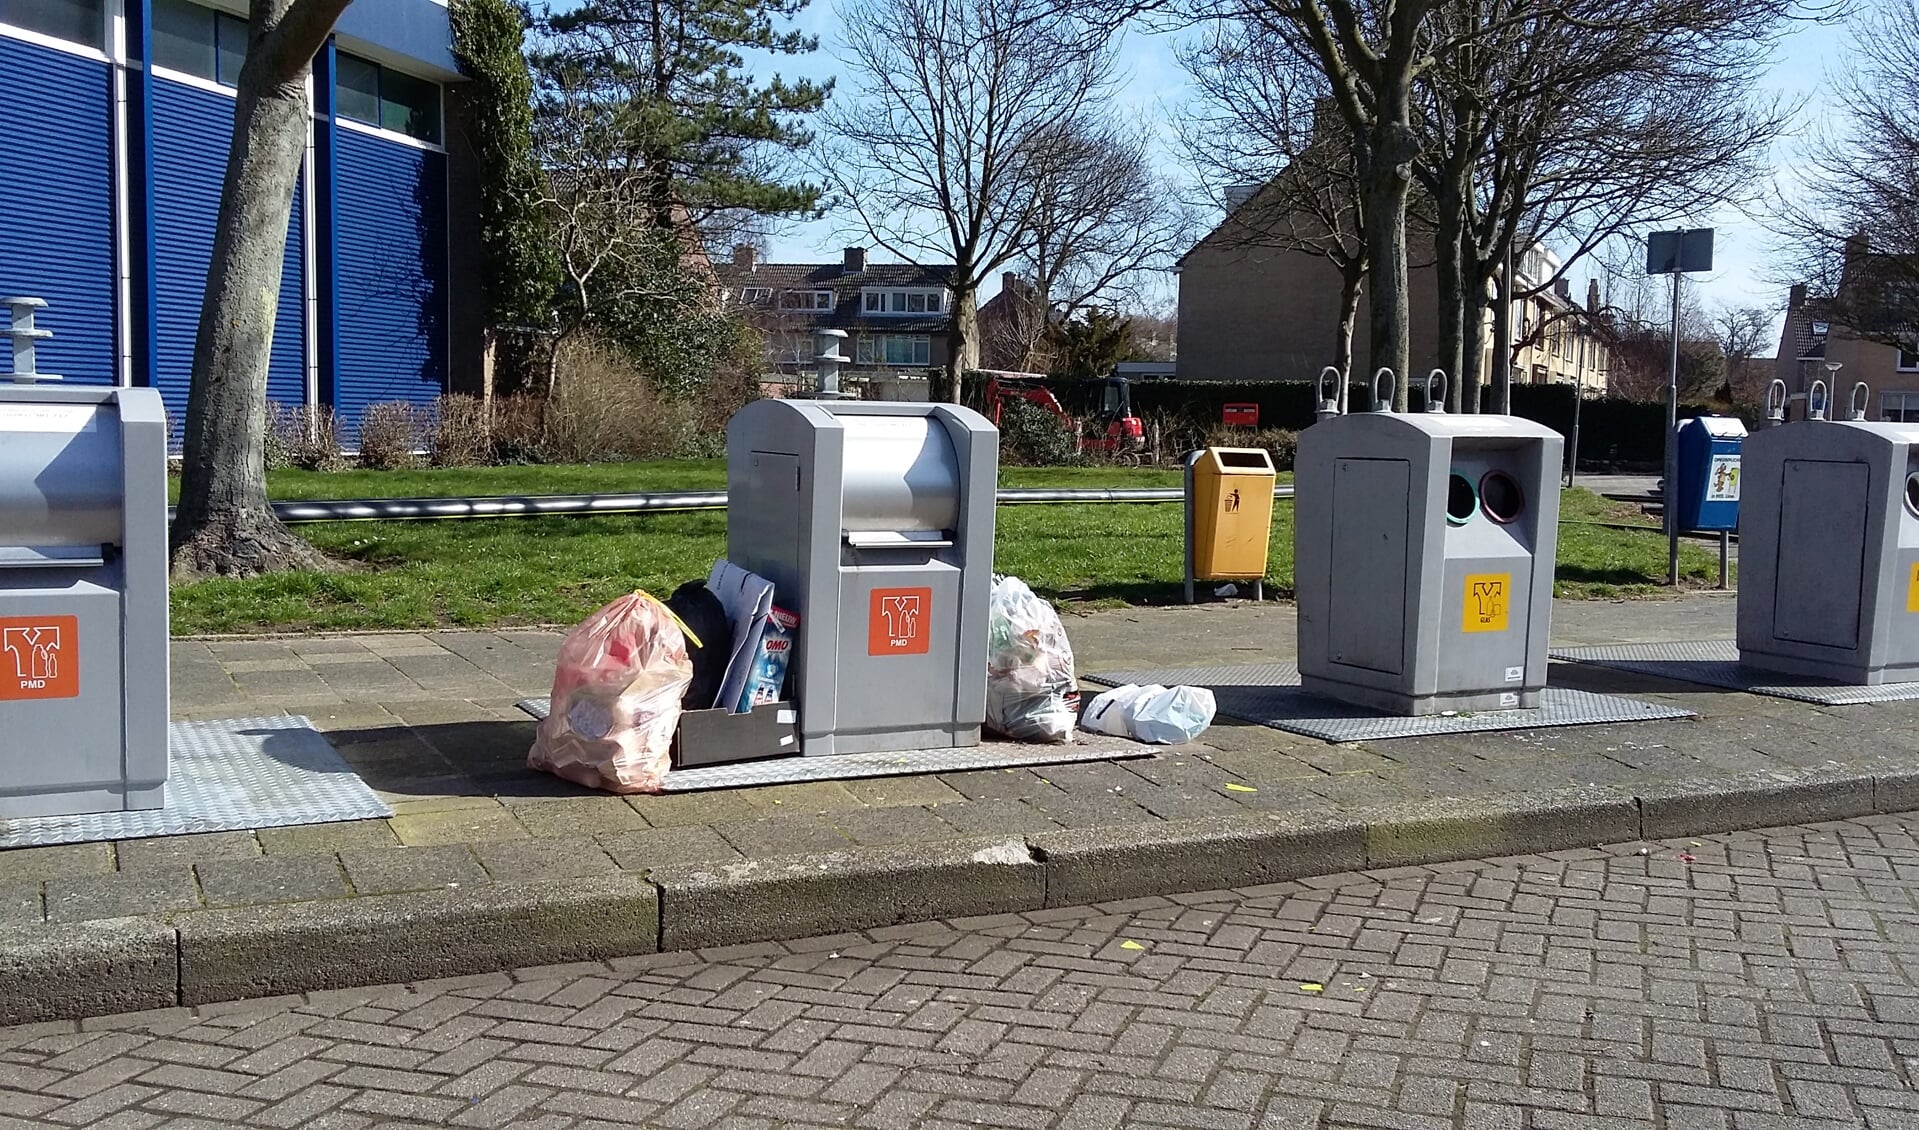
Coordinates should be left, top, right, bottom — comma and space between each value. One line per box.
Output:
1553, 278, 1570, 301
731, 244, 756, 271
1310, 95, 1342, 143
1586, 278, 1600, 312
1788, 282, 1807, 310
843, 247, 867, 274
1223, 184, 1259, 211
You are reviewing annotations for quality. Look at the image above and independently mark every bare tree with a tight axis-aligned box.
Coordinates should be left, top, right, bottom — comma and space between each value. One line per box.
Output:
817, 0, 1118, 399
1714, 303, 1777, 408
1415, 0, 1796, 413
1773, 0, 1919, 347
170, 0, 353, 579
1177, 20, 1371, 398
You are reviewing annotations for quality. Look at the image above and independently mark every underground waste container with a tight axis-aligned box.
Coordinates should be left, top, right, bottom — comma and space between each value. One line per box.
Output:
726, 400, 999, 756
1738, 381, 1919, 684
1295, 388, 1563, 715
0, 383, 169, 819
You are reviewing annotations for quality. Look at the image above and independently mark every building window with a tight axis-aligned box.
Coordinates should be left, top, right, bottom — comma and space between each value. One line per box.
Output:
779, 289, 833, 311
739, 287, 772, 304
857, 335, 930, 366
1, 0, 104, 47
151, 0, 247, 86
335, 50, 442, 145
1884, 392, 1919, 422
1900, 348, 1919, 372
862, 288, 945, 316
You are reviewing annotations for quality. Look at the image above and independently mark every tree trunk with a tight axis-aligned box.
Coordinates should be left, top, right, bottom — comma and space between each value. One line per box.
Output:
1335, 261, 1363, 414
946, 286, 980, 405
1489, 253, 1513, 415
1361, 119, 1417, 411
170, 0, 351, 579
1460, 257, 1490, 414
1434, 193, 1466, 413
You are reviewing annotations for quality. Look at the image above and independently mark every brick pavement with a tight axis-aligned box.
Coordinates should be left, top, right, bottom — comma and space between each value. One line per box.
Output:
5, 812, 1918, 1128
10, 593, 1919, 936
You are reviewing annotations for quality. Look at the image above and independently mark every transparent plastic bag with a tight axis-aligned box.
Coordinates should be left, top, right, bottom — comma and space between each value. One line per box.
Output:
1128, 685, 1216, 744
1082, 683, 1215, 744
985, 575, 1079, 743
528, 591, 694, 794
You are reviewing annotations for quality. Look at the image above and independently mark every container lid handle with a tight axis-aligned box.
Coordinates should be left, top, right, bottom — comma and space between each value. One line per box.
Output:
1424, 369, 1447, 412
1809, 379, 1829, 421
1850, 381, 1871, 421
1316, 366, 1342, 417
1371, 368, 1396, 413
1766, 378, 1787, 423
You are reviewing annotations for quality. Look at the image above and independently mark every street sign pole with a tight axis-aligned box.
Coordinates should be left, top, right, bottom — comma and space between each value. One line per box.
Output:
1647, 227, 1714, 588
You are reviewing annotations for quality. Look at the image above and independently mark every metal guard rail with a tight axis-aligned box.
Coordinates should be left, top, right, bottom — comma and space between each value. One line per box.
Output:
166, 484, 1298, 524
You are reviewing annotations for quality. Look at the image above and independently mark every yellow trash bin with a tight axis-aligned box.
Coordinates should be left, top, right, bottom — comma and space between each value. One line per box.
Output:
1188, 446, 1276, 584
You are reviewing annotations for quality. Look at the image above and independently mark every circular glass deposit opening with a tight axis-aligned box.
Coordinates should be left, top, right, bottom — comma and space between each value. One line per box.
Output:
1480, 470, 1525, 524
1446, 473, 1478, 525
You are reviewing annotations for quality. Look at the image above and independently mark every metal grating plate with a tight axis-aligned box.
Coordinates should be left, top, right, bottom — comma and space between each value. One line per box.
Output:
1550, 639, 1919, 705
516, 698, 1152, 790
0, 716, 390, 849
1081, 664, 1694, 742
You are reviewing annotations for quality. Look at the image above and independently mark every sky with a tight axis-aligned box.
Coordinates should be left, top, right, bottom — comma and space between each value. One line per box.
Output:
755, 6, 1853, 351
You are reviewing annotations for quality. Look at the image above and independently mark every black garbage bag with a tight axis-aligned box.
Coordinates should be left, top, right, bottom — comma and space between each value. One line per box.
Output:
665, 580, 731, 710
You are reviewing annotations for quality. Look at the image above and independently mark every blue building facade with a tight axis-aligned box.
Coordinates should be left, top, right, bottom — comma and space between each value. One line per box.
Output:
0, 0, 477, 440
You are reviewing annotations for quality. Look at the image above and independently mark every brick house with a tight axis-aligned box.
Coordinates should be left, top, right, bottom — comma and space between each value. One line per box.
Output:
716, 246, 956, 389
1775, 259, 1919, 422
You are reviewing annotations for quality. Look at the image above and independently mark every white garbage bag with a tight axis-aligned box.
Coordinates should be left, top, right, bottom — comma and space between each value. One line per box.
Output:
1082, 683, 1215, 744
985, 575, 1079, 742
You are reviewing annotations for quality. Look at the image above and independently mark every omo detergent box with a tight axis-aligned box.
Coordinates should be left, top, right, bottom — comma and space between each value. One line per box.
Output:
734, 606, 798, 713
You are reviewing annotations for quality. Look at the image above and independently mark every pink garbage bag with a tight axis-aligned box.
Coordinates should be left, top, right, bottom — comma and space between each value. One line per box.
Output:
529, 591, 694, 794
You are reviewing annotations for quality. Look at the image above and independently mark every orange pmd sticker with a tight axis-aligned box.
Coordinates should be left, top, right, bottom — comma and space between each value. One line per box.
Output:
869, 588, 932, 656
0, 616, 80, 700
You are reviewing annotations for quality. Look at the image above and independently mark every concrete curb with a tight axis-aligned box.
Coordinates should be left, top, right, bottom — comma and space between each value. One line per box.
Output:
6, 763, 1919, 1023
652, 837, 1045, 951
176, 872, 660, 1007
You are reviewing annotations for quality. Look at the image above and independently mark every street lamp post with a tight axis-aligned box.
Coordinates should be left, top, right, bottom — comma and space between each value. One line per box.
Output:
1647, 228, 1714, 586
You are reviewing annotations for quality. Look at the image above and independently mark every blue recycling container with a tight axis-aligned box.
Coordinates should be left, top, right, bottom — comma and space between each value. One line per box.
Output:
1674, 416, 1747, 532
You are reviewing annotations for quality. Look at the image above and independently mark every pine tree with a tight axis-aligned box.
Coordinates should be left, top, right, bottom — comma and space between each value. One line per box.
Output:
535, 0, 829, 241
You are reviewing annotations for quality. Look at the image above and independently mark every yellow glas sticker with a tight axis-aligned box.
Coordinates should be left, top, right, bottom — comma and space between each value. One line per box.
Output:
1907, 563, 1919, 614
1462, 573, 1511, 633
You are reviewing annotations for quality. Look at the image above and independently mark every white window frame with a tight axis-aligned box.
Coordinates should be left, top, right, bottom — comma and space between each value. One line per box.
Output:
779, 289, 832, 311
1899, 348, 1919, 372
740, 287, 772, 304
0, 0, 111, 61
1884, 392, 1919, 422
861, 287, 946, 316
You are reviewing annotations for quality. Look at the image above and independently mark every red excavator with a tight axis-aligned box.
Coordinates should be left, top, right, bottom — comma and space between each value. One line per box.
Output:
982, 371, 1148, 464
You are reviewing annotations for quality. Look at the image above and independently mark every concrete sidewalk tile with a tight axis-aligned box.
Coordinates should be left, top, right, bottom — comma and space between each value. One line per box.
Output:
937, 769, 1056, 802
826, 806, 965, 847
0, 883, 44, 927
739, 781, 866, 815
286, 637, 378, 657
503, 796, 649, 838
45, 863, 197, 924
623, 791, 763, 828
0, 843, 116, 884
205, 640, 300, 662
715, 815, 853, 858
116, 832, 262, 873
925, 798, 1061, 838
473, 838, 617, 883
391, 805, 530, 847
600, 825, 744, 871
1364, 786, 1641, 868
176, 872, 659, 1006
340, 845, 487, 895
1638, 767, 1876, 840
385, 794, 502, 817
257, 820, 401, 857
1031, 812, 1367, 908
0, 917, 179, 1026
195, 856, 350, 909
842, 775, 970, 809
651, 836, 1044, 951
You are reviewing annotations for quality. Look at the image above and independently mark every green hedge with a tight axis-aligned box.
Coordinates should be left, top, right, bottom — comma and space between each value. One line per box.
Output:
966, 371, 1726, 470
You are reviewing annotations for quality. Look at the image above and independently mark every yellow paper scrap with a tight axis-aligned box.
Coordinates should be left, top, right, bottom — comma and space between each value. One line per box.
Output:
1119, 940, 1145, 951
1224, 783, 1258, 793
1298, 982, 1323, 993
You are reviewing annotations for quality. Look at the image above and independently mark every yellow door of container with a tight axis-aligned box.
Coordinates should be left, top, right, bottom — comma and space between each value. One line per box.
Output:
1191, 447, 1276, 579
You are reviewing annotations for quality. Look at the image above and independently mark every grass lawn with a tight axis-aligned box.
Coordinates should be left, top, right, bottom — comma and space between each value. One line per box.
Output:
168, 463, 1723, 634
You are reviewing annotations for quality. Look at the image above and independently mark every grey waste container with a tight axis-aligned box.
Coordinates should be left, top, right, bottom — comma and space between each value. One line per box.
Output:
0, 385, 170, 818
1295, 381, 1564, 714
726, 400, 999, 756
1738, 381, 1919, 684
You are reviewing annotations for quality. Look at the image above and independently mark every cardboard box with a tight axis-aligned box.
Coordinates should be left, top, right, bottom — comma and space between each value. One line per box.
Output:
673, 701, 799, 769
